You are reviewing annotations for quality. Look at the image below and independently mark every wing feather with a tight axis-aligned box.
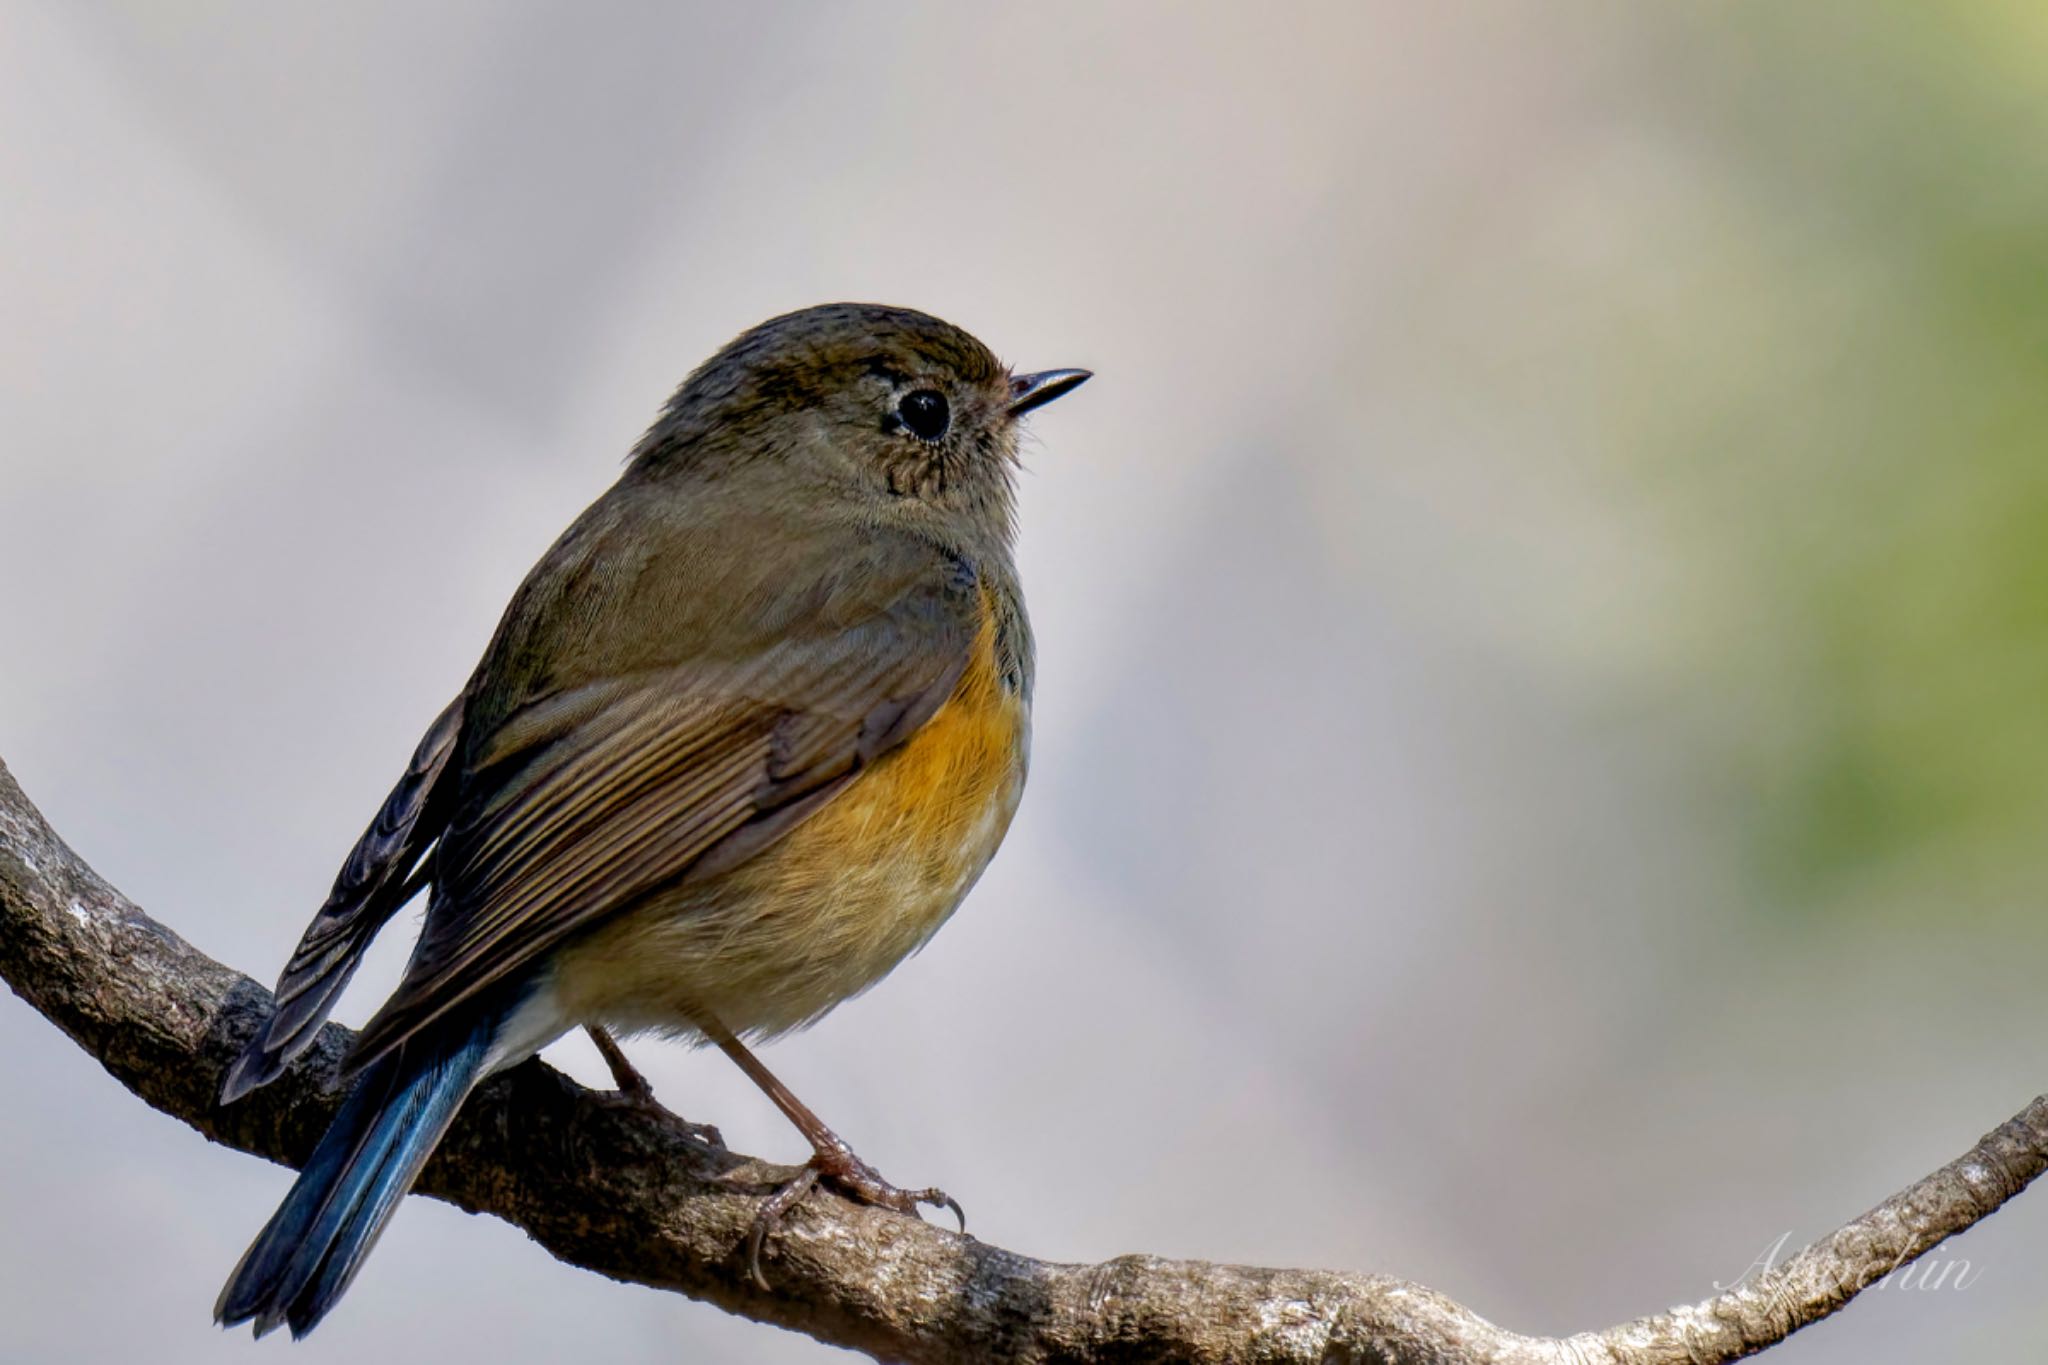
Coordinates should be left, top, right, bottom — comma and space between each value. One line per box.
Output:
220, 696, 465, 1102
343, 550, 979, 1071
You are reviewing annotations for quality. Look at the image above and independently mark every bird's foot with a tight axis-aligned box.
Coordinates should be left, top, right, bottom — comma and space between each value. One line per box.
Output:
745, 1140, 964, 1291
585, 1025, 724, 1149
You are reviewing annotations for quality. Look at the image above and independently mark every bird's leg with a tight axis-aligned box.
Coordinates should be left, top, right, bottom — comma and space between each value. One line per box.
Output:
586, 1024, 656, 1100
702, 1020, 964, 1291
585, 1025, 724, 1149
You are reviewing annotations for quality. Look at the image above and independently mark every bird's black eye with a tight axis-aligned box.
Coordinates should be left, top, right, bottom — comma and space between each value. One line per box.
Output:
897, 388, 950, 442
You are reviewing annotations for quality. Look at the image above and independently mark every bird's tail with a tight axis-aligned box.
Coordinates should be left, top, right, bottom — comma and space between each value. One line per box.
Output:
215, 1008, 501, 1338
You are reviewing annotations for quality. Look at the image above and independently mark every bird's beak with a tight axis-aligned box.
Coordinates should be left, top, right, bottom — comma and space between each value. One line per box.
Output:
1007, 368, 1092, 417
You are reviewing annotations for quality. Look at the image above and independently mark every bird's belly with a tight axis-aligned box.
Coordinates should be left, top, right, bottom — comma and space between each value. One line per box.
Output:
548, 671, 1028, 1041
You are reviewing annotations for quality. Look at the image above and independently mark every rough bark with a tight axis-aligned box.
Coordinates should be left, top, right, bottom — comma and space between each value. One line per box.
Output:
2, 755, 2042, 1363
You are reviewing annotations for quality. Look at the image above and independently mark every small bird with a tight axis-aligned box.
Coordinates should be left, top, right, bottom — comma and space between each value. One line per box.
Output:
213, 303, 1089, 1337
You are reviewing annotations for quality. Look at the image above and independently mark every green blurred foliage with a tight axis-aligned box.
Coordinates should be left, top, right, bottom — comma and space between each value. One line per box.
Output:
1668, 3, 2048, 920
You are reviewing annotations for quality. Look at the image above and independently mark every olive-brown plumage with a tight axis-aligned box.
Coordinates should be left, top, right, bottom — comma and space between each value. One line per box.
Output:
214, 303, 1088, 1336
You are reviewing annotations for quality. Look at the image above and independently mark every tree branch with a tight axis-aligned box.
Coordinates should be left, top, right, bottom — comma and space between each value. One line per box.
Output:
2, 753, 2042, 1363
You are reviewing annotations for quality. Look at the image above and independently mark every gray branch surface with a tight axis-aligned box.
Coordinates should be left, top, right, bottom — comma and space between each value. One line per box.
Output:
3, 755, 2043, 1364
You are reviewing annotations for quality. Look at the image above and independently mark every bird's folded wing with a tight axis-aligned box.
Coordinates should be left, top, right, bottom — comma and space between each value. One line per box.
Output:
343, 558, 979, 1071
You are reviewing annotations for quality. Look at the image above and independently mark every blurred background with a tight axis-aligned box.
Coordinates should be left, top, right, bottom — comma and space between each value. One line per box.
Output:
4, 2, 2047, 1360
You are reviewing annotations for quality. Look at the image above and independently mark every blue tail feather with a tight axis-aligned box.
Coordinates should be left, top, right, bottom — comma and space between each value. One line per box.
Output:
215, 1008, 501, 1338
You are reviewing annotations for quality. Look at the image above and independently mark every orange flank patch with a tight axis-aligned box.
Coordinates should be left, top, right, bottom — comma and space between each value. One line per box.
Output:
550, 598, 1029, 1041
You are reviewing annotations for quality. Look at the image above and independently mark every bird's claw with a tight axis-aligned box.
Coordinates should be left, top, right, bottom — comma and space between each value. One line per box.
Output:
746, 1151, 965, 1292
585, 1024, 725, 1149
